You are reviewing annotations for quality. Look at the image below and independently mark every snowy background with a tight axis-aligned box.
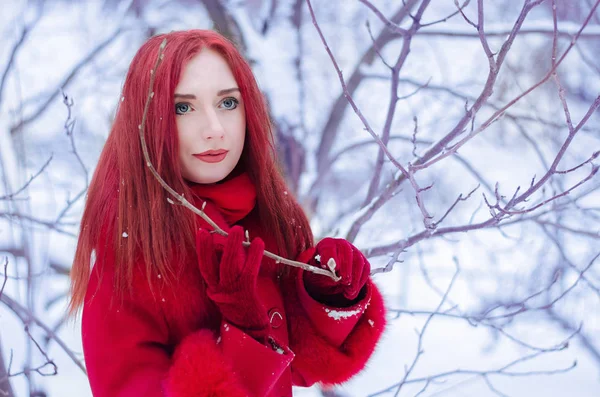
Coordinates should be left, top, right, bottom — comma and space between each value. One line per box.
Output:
1, 0, 599, 396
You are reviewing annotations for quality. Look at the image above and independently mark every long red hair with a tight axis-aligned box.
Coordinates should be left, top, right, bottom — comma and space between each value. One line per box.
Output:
68, 30, 314, 316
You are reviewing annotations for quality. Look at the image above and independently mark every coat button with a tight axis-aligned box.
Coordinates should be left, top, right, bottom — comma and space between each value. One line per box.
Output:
268, 308, 284, 329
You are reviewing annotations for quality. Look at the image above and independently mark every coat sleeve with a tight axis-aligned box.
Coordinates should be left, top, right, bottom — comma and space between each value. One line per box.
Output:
283, 267, 386, 387
82, 232, 293, 397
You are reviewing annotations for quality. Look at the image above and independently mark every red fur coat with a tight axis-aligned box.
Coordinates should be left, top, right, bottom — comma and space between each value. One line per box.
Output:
82, 176, 386, 397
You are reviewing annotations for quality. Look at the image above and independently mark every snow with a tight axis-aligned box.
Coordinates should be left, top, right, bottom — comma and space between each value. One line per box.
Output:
325, 306, 363, 321
275, 346, 285, 355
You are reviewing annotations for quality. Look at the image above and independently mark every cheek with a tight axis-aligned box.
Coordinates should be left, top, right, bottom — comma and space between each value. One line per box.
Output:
176, 120, 193, 153
234, 119, 246, 154
235, 107, 246, 145
222, 111, 245, 151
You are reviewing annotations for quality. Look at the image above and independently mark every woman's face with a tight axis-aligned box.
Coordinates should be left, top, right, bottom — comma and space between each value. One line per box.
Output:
175, 48, 246, 184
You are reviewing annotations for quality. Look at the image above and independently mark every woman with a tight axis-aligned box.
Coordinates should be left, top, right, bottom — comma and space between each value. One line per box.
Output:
69, 29, 386, 397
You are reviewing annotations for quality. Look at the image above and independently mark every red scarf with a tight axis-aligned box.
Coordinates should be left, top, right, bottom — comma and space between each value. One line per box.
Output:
187, 171, 257, 226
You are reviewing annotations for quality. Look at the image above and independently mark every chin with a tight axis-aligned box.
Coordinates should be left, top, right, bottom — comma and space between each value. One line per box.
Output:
193, 175, 225, 184
187, 169, 232, 185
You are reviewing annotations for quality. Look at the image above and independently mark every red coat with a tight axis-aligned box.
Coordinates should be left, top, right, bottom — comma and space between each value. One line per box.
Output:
82, 198, 386, 396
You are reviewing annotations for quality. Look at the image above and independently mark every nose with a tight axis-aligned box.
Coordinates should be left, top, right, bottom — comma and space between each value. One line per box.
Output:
201, 108, 225, 141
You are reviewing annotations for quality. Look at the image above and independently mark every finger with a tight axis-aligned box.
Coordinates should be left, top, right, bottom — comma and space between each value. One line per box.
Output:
212, 232, 227, 253
317, 238, 356, 284
357, 250, 371, 289
315, 238, 339, 270
244, 236, 265, 281
335, 239, 354, 284
344, 248, 370, 300
348, 245, 364, 287
220, 225, 245, 285
196, 228, 218, 285
344, 257, 362, 300
296, 247, 317, 265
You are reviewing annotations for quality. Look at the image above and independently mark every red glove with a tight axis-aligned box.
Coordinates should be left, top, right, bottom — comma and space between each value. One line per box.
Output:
302, 238, 370, 304
196, 225, 270, 343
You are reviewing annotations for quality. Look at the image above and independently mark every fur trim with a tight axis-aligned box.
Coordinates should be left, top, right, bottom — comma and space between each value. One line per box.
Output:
286, 275, 387, 386
164, 329, 249, 397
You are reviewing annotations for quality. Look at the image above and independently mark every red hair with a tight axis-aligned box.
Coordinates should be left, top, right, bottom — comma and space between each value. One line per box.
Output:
69, 30, 313, 316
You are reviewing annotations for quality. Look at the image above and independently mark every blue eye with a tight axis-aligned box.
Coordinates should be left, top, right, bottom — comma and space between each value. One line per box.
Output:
175, 103, 191, 115
221, 97, 239, 110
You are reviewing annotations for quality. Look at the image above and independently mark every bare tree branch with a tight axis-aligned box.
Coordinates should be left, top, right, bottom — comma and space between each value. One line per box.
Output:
0, 258, 7, 300
201, 0, 247, 53
362, 0, 431, 210
0, 156, 53, 201
392, 259, 460, 396
0, 6, 43, 105
313, 0, 420, 191
10, 27, 124, 134
415, 23, 600, 39
344, 0, 600, 243
0, 293, 86, 375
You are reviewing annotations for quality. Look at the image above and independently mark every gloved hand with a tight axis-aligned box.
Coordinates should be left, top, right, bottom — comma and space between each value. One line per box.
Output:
196, 225, 270, 343
302, 238, 370, 304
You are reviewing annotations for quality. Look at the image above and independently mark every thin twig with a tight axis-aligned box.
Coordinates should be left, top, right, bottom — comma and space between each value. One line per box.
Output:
412, 0, 600, 171
53, 91, 90, 226
0, 156, 53, 201
393, 259, 460, 397
345, 0, 552, 243
309, 0, 438, 230
0, 293, 86, 375
11, 27, 124, 134
0, 258, 7, 299
359, 0, 408, 36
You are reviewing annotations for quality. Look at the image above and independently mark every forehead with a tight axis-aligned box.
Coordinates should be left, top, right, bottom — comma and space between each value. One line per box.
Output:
176, 48, 237, 92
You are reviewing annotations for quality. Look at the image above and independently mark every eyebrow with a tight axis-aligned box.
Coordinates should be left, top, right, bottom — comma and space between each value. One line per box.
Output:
174, 87, 240, 99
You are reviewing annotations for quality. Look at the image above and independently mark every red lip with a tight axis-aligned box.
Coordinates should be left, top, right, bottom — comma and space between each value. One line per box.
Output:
195, 149, 227, 156
193, 150, 228, 163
